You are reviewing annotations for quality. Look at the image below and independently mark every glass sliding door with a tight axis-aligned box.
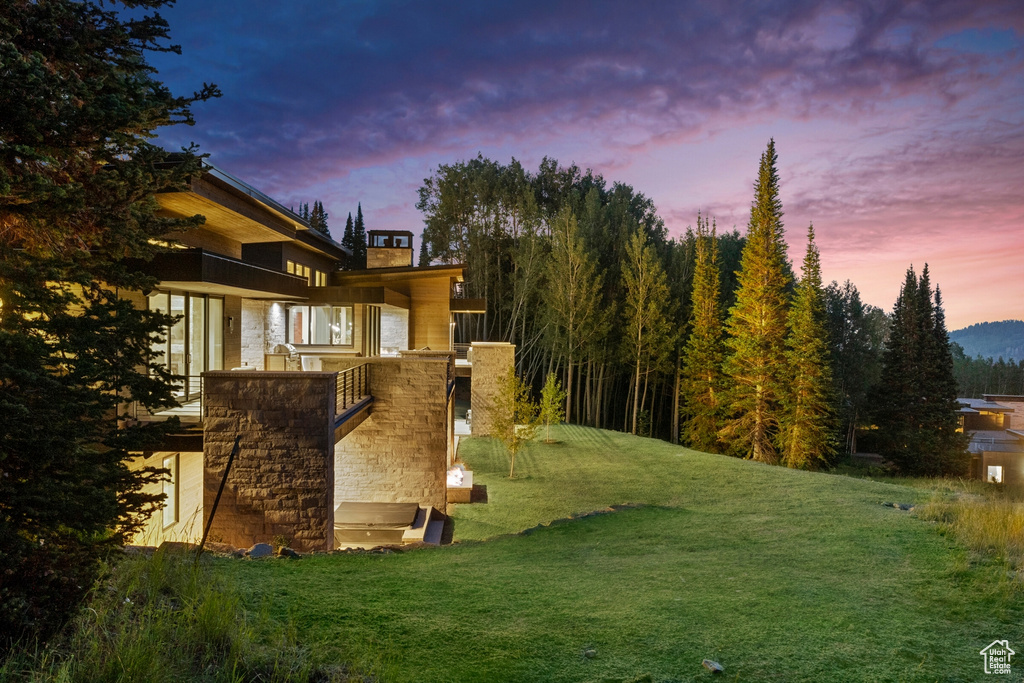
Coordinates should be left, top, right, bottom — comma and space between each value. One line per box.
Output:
149, 292, 224, 402
187, 295, 205, 399
169, 294, 187, 399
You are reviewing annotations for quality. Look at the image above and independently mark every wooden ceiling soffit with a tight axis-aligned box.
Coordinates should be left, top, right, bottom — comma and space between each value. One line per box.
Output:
157, 177, 299, 245
305, 286, 411, 309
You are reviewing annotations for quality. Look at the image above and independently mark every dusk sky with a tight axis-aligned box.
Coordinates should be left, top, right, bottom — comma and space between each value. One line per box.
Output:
149, 0, 1024, 330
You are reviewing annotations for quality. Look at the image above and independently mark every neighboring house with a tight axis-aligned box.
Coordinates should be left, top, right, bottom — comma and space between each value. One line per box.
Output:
957, 395, 1024, 485
126, 162, 512, 551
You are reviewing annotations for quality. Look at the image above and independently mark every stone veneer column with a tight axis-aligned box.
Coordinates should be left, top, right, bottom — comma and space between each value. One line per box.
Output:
323, 357, 450, 510
203, 371, 335, 552
470, 342, 515, 436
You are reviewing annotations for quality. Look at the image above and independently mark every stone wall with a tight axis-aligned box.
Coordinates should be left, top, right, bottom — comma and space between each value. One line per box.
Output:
203, 372, 335, 551
470, 342, 515, 436
240, 300, 266, 369
322, 356, 450, 510
367, 247, 412, 269
381, 307, 409, 352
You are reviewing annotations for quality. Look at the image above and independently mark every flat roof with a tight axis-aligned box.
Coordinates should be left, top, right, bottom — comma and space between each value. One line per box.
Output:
957, 398, 1014, 413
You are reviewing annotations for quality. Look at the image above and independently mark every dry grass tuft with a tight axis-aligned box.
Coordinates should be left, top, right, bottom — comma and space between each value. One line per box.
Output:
917, 485, 1024, 576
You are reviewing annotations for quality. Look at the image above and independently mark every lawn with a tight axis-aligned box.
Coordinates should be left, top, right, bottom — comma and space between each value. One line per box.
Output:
223, 425, 1024, 682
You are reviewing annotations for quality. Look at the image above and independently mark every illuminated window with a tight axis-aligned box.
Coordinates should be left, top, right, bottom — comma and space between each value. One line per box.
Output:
315, 270, 328, 287
162, 454, 179, 527
288, 305, 354, 345
987, 465, 1003, 484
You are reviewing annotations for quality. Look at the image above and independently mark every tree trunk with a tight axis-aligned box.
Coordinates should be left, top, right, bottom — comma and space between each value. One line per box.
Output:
672, 357, 681, 444
632, 355, 641, 435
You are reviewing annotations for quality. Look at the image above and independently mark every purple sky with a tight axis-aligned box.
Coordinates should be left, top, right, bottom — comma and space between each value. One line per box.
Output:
150, 0, 1024, 330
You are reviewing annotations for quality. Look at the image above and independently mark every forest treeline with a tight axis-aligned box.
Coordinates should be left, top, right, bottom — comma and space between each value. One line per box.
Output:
419, 143, 967, 474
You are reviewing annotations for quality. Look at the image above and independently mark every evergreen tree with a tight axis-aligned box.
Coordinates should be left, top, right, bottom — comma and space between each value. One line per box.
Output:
824, 280, 885, 456
875, 266, 968, 475
0, 0, 217, 645
621, 228, 676, 435
418, 235, 431, 266
353, 203, 367, 269
720, 139, 791, 463
308, 200, 330, 238
341, 212, 355, 258
680, 213, 725, 452
779, 225, 834, 468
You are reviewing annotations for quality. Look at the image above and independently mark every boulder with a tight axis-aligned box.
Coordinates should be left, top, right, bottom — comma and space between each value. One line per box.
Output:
247, 543, 274, 558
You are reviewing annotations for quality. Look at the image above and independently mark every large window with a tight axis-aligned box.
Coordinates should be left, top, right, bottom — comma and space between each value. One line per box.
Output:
288, 305, 353, 346
147, 292, 224, 399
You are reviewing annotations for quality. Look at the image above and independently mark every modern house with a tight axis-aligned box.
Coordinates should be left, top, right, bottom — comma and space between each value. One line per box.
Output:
957, 395, 1024, 485
126, 163, 512, 551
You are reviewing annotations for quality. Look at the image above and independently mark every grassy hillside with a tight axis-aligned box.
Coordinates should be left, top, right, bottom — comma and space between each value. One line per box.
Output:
224, 425, 1023, 682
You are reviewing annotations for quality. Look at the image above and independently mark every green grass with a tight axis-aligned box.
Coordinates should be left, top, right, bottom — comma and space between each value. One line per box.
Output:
223, 425, 1024, 682
0, 547, 346, 683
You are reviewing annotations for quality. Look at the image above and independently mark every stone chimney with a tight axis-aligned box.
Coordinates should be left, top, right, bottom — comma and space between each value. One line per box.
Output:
367, 230, 414, 268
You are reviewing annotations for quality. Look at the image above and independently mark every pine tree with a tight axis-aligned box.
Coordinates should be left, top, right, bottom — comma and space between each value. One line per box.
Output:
0, 0, 217, 645
875, 266, 968, 475
353, 203, 367, 269
680, 213, 725, 452
720, 139, 791, 463
308, 200, 330, 238
779, 225, 834, 468
418, 235, 431, 266
341, 212, 355, 259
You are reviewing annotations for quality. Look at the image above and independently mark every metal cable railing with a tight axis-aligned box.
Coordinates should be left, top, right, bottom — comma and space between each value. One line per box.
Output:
336, 363, 371, 415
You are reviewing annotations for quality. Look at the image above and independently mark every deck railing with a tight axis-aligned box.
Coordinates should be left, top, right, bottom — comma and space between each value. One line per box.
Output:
129, 374, 204, 423
336, 363, 371, 415
453, 343, 471, 361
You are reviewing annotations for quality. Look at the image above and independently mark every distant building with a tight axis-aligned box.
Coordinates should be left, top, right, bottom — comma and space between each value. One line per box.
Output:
957, 395, 1024, 485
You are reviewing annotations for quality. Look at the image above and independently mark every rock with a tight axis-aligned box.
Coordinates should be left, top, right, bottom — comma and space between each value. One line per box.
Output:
277, 547, 301, 559
247, 543, 273, 558
702, 659, 724, 673
583, 649, 597, 659
158, 541, 197, 554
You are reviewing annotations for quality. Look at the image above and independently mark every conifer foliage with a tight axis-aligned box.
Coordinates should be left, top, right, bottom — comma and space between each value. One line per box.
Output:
875, 266, 968, 475
679, 214, 725, 452
720, 139, 791, 463
0, 0, 216, 646
341, 212, 355, 253
352, 203, 368, 268
780, 225, 834, 468
308, 200, 330, 237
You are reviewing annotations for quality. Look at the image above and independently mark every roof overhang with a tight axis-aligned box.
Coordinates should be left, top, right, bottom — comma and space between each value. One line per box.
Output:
305, 286, 411, 309
334, 263, 466, 286
134, 249, 309, 300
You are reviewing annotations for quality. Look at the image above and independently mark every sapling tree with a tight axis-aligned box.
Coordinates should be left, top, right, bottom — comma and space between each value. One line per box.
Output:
490, 367, 539, 478
539, 372, 567, 443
